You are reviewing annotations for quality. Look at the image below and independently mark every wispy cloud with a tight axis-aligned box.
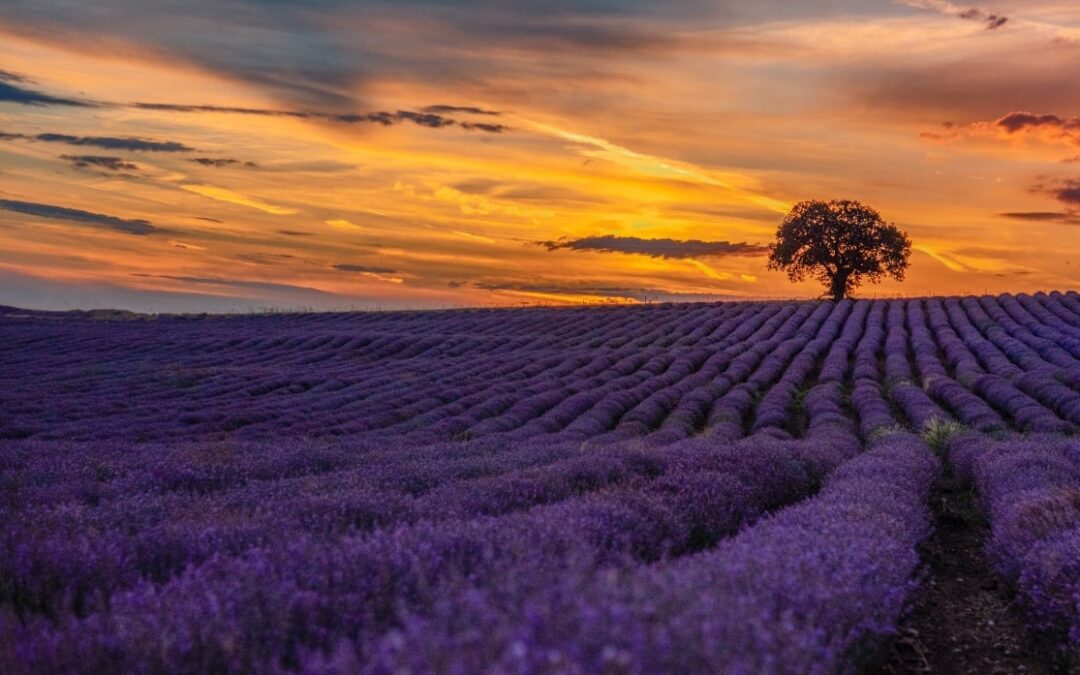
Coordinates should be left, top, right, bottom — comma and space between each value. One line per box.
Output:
181, 185, 298, 215
0, 69, 29, 83
541, 235, 767, 259
999, 211, 1080, 225
0, 130, 194, 152
60, 155, 139, 171
188, 157, 258, 168
133, 274, 330, 295
0, 80, 95, 107
234, 252, 296, 265
332, 263, 404, 283
0, 72, 511, 134
332, 263, 396, 274
452, 230, 496, 244
133, 102, 510, 132
37, 132, 191, 152
168, 239, 206, 250
326, 219, 362, 230
685, 259, 736, 282
473, 281, 734, 303
0, 198, 158, 235
524, 119, 788, 212
899, 1, 1008, 30
899, 0, 1080, 42
421, 104, 501, 116
913, 244, 967, 272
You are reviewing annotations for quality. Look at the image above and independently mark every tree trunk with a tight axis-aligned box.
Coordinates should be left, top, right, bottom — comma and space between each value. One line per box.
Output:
830, 269, 850, 302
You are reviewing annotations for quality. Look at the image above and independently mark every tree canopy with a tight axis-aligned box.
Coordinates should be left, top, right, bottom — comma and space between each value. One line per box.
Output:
767, 199, 911, 301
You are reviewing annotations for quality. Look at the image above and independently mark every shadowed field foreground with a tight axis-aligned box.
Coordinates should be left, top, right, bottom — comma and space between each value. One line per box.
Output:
3, 292, 1080, 673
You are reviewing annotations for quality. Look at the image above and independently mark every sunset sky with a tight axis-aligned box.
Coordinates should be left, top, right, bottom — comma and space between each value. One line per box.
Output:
1, 0, 1078, 312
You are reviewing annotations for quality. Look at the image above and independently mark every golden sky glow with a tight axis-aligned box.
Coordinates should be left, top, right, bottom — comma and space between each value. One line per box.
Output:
0, 0, 1078, 311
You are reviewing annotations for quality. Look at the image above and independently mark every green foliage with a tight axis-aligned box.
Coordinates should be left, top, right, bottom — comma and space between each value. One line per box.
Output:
921, 418, 966, 453
867, 424, 907, 443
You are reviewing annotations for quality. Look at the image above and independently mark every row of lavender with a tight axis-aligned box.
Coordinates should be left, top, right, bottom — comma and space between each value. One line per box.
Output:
949, 433, 1080, 654
3, 292, 1080, 446
2, 396, 935, 669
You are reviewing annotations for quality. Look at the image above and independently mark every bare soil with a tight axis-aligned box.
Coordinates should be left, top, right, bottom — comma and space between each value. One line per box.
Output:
876, 474, 1072, 675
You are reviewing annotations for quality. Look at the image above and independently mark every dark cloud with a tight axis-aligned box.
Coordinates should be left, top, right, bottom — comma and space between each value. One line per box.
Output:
235, 252, 297, 264
133, 102, 309, 117
0, 68, 508, 135
1053, 180, 1080, 206
1030, 177, 1080, 206
36, 132, 193, 152
386, 110, 454, 128
999, 211, 1080, 225
0, 69, 30, 83
0, 80, 95, 107
997, 112, 1080, 134
349, 109, 509, 132
192, 216, 224, 223
540, 234, 767, 259
459, 121, 511, 133
333, 263, 397, 274
189, 157, 258, 168
421, 104, 501, 116
0, 198, 158, 235
0, 130, 194, 152
277, 229, 314, 236
169, 240, 203, 250
0, 72, 507, 133
134, 102, 509, 132
950, 6, 1008, 30
60, 155, 139, 171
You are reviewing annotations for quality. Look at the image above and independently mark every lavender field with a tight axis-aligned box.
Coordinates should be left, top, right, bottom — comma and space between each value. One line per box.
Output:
3, 292, 1080, 673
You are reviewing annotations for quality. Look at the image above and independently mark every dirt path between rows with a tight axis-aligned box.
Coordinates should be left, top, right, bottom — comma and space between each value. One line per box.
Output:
877, 473, 1069, 674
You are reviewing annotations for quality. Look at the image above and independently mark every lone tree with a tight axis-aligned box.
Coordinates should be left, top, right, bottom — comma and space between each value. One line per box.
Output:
767, 199, 911, 301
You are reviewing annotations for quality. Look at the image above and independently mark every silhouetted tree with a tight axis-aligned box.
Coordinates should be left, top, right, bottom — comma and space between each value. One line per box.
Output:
767, 199, 911, 301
